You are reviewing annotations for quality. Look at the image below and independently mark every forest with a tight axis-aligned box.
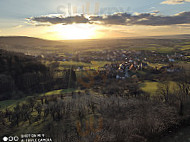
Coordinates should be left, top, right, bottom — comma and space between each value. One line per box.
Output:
0, 49, 76, 101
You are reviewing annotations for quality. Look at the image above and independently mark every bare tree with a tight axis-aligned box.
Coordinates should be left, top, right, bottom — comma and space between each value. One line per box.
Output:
157, 81, 170, 103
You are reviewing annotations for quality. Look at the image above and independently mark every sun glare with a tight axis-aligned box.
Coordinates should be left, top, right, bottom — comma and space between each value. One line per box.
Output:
51, 24, 98, 40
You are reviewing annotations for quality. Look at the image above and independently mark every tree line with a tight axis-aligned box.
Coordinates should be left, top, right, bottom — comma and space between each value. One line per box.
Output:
0, 49, 77, 101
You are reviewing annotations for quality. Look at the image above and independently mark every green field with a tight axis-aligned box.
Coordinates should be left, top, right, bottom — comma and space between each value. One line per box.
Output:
141, 81, 158, 95
57, 61, 112, 70
147, 62, 166, 69
141, 81, 178, 95
0, 88, 77, 110
0, 98, 26, 110
0, 100, 21, 109
90, 61, 112, 69
128, 46, 174, 53
41, 88, 76, 96
181, 45, 190, 51
59, 61, 91, 67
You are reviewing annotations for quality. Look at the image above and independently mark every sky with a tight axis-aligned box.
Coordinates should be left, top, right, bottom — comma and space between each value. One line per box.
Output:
1, 0, 190, 40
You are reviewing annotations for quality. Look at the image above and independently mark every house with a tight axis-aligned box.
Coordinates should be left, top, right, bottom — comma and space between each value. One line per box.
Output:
160, 65, 181, 73
116, 71, 126, 80
169, 58, 175, 62
129, 64, 136, 71
125, 68, 130, 78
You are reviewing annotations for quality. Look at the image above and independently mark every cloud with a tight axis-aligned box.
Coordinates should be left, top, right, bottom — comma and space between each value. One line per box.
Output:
131, 12, 190, 26
28, 11, 190, 26
161, 0, 190, 5
28, 15, 89, 25
91, 13, 132, 25
90, 12, 190, 26
13, 25, 23, 29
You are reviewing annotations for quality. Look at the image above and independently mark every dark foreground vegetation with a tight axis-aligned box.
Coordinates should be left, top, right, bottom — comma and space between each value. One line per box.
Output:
0, 71, 190, 142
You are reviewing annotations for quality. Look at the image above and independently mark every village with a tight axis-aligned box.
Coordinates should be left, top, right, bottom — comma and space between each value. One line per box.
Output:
27, 47, 189, 81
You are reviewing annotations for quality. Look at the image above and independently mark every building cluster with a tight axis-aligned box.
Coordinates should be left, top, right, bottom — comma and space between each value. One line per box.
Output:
24, 48, 186, 79
102, 58, 148, 79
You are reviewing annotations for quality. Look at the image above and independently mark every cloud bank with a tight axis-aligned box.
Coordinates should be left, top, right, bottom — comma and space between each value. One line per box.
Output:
28, 15, 89, 25
28, 11, 190, 26
161, 0, 190, 5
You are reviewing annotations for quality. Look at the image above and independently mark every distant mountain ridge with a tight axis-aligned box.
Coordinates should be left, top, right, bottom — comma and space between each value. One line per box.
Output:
147, 34, 190, 39
0, 36, 64, 47
1, 34, 190, 44
0, 35, 189, 55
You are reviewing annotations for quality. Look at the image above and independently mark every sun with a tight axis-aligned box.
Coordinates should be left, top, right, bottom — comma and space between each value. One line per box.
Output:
51, 24, 98, 40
